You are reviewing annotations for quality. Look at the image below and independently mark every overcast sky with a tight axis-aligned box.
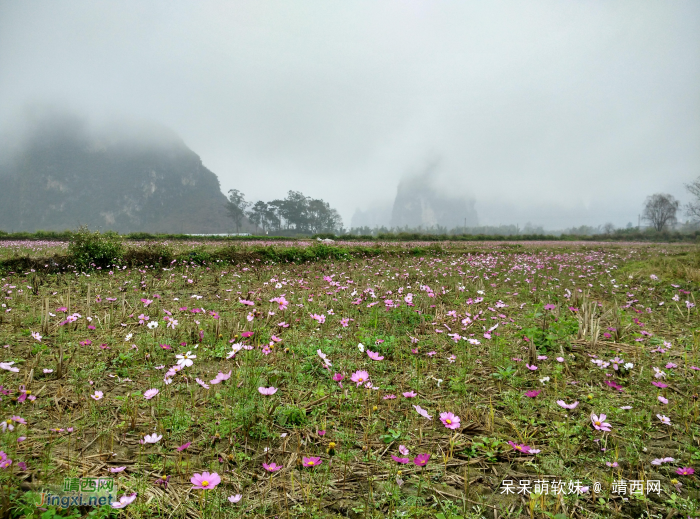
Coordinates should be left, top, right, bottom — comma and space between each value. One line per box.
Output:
1, 1, 698, 229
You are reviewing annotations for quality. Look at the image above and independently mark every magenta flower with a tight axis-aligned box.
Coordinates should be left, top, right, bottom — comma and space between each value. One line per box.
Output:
302, 456, 322, 468
525, 364, 538, 371
556, 400, 579, 410
367, 350, 384, 361
508, 441, 531, 454
591, 414, 612, 432
110, 493, 137, 509
263, 462, 283, 472
176, 442, 192, 451
676, 467, 695, 476
524, 390, 541, 398
652, 381, 668, 388
439, 412, 460, 430
413, 453, 430, 466
191, 472, 221, 489
258, 387, 278, 396
391, 455, 410, 464
351, 370, 369, 386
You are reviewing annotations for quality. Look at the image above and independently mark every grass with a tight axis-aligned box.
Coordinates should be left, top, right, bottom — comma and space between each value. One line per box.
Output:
0, 242, 698, 518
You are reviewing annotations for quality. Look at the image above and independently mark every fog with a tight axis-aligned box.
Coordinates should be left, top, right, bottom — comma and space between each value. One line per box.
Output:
1, 1, 698, 230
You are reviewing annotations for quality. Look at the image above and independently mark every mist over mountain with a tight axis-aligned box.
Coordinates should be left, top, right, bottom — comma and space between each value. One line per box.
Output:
351, 161, 478, 231
0, 110, 232, 233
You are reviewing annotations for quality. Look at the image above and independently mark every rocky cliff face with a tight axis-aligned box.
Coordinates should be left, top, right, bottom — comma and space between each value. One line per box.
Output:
0, 113, 233, 233
390, 165, 478, 231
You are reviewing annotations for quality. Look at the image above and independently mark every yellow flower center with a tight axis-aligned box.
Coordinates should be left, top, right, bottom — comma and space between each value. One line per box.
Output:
358, 378, 363, 382
446, 419, 451, 424
201, 480, 209, 487
595, 421, 601, 426
308, 461, 314, 466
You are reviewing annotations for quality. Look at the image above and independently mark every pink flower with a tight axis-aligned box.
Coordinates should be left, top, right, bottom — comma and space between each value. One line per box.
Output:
367, 350, 384, 361
413, 453, 430, 466
351, 370, 369, 386
176, 442, 192, 451
191, 472, 221, 489
144, 388, 159, 400
525, 364, 538, 371
413, 405, 432, 420
196, 378, 210, 389
258, 387, 278, 396
110, 466, 126, 473
676, 467, 695, 476
591, 414, 612, 432
556, 400, 578, 410
391, 455, 410, 464
399, 445, 409, 455
263, 462, 283, 472
340, 318, 350, 327
228, 494, 243, 503
111, 493, 137, 509
402, 391, 417, 398
302, 456, 322, 467
657, 414, 672, 425
210, 371, 232, 385
91, 391, 104, 401
524, 390, 541, 398
658, 395, 668, 404
439, 412, 460, 430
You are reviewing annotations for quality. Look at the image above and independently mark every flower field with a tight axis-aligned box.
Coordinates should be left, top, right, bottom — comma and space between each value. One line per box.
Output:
0, 242, 698, 518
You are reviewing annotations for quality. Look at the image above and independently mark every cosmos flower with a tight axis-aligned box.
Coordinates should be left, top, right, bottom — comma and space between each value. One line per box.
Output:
175, 351, 196, 367
439, 412, 460, 430
144, 388, 159, 400
263, 462, 283, 472
657, 414, 672, 426
367, 350, 384, 361
111, 494, 137, 509
413, 405, 432, 420
302, 456, 322, 468
351, 370, 369, 386
258, 387, 278, 396
413, 453, 430, 466
557, 400, 578, 410
591, 414, 612, 432
191, 472, 221, 490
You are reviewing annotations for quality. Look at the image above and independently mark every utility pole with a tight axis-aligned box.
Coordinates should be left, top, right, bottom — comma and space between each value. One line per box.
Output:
638, 214, 641, 230
464, 217, 466, 235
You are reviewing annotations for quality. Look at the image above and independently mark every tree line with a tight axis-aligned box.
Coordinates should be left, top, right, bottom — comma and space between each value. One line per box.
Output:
225, 190, 343, 234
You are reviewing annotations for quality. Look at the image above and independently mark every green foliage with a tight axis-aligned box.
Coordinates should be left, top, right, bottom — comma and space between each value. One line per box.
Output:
522, 309, 577, 353
275, 405, 306, 427
68, 227, 124, 269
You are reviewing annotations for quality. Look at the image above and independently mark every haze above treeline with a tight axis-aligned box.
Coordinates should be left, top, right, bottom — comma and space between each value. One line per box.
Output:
0, 2, 698, 234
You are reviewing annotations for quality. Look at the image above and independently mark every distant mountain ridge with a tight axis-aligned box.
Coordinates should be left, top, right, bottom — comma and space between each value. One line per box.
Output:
0, 112, 233, 233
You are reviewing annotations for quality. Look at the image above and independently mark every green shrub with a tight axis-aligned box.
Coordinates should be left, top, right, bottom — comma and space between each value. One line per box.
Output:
67, 227, 124, 269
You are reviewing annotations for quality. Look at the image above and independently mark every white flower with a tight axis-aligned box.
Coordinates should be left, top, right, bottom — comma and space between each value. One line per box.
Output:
624, 362, 634, 370
0, 361, 19, 373
147, 321, 158, 329
357, 343, 365, 353
539, 376, 550, 385
477, 290, 485, 295
175, 351, 196, 367
141, 433, 162, 444
125, 333, 133, 341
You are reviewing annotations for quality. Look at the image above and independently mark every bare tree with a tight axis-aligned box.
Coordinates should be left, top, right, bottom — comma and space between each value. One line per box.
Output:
602, 222, 615, 234
685, 177, 700, 221
642, 193, 679, 231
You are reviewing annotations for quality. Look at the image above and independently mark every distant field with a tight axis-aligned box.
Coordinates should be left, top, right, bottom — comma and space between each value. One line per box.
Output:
0, 242, 698, 517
